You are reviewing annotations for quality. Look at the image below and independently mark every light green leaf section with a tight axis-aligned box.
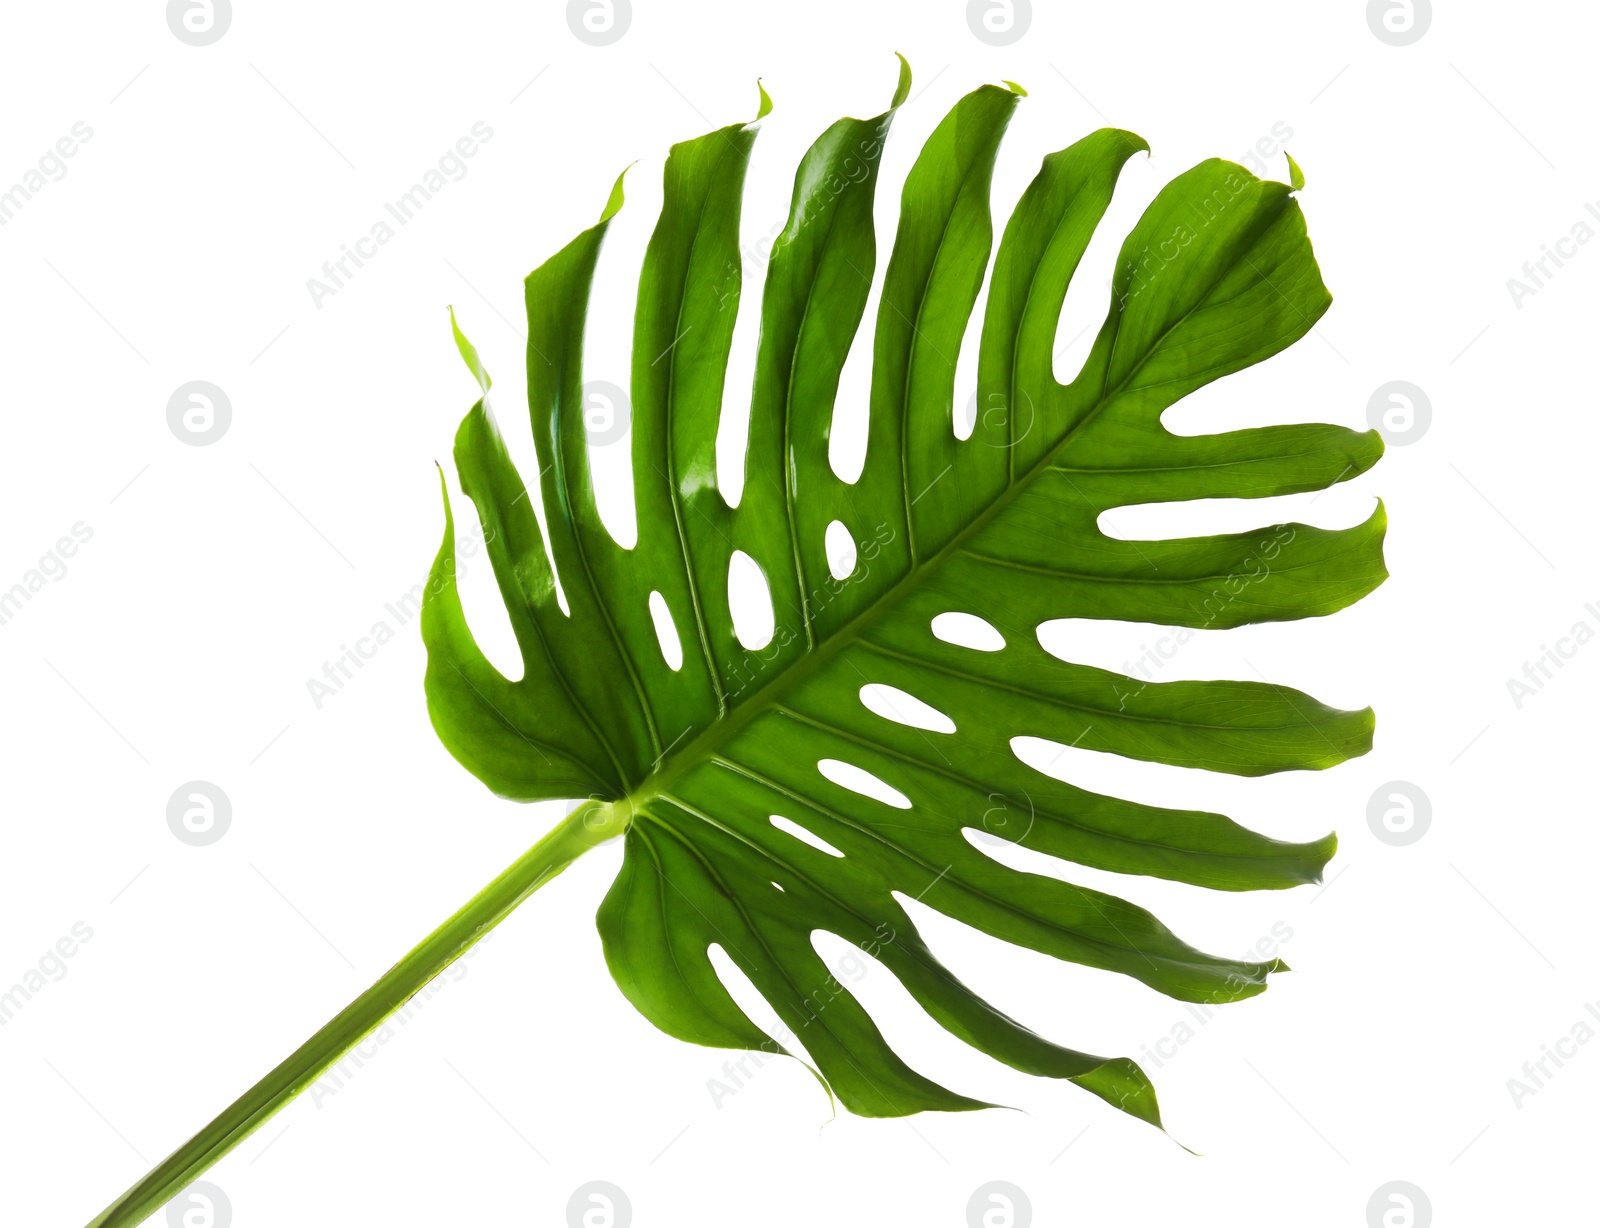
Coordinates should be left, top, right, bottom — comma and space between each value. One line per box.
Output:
424, 60, 1385, 1127
1285, 150, 1306, 191
449, 305, 491, 393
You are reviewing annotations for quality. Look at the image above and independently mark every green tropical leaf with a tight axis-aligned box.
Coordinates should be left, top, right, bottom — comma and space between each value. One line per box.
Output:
82, 58, 1385, 1228
425, 59, 1383, 1127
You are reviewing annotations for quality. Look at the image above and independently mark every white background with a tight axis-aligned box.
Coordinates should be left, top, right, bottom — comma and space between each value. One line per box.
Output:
1, 2, 1593, 1226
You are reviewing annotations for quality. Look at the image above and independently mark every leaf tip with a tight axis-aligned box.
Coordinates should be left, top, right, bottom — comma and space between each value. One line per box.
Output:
1070, 1055, 1166, 1134
1170, 1134, 1204, 1158
1354, 704, 1379, 757
1307, 829, 1339, 885
1367, 495, 1390, 544
431, 462, 455, 541
755, 78, 774, 120
1284, 150, 1306, 191
448, 306, 492, 394
1003, 78, 1028, 97
891, 52, 913, 107
1358, 425, 1387, 473
599, 163, 634, 224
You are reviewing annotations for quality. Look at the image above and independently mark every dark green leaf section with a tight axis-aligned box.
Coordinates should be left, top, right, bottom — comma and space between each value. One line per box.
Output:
423, 62, 1385, 1128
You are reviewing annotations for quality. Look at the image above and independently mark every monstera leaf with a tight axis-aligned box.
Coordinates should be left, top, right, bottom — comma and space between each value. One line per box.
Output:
85, 59, 1383, 1227
426, 59, 1383, 1123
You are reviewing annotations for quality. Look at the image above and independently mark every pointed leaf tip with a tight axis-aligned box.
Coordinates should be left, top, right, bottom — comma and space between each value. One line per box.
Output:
755, 79, 773, 119
891, 52, 913, 107
600, 164, 633, 223
433, 460, 453, 517
448, 305, 491, 394
1285, 151, 1305, 191
1003, 79, 1028, 97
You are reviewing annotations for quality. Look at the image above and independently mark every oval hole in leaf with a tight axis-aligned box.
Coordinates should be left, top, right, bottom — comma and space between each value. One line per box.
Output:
728, 550, 775, 650
954, 388, 978, 441
817, 759, 911, 810
930, 611, 1006, 652
825, 520, 857, 581
771, 880, 786, 892
858, 684, 956, 734
647, 591, 683, 671
770, 814, 845, 858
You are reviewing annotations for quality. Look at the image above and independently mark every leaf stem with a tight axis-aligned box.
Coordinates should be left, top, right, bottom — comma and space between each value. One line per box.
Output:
84, 800, 627, 1228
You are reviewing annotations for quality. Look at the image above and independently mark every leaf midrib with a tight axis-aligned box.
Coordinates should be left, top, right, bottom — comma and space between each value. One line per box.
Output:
618, 177, 1293, 824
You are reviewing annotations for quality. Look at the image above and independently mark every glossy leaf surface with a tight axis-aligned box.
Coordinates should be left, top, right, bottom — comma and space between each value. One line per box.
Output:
425, 60, 1385, 1127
